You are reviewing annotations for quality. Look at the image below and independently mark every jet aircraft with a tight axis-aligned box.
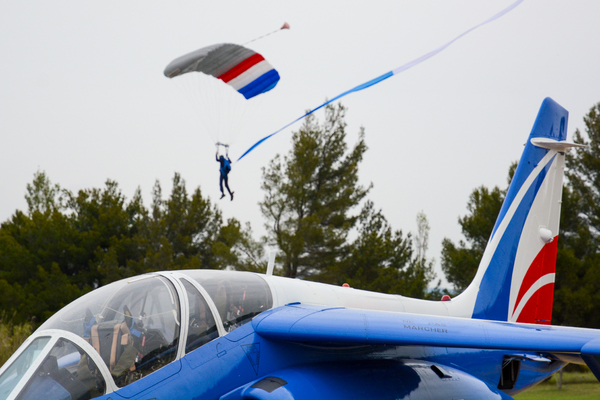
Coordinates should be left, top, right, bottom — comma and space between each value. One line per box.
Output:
1, 97, 599, 400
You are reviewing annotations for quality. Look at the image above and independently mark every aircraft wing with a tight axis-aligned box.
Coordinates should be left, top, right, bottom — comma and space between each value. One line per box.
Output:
252, 303, 600, 379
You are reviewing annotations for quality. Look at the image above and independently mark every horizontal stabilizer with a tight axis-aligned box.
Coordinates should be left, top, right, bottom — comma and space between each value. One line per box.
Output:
530, 137, 586, 152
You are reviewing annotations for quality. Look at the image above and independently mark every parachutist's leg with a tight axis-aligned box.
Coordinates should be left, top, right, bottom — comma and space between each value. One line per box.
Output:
219, 175, 226, 199
224, 177, 232, 196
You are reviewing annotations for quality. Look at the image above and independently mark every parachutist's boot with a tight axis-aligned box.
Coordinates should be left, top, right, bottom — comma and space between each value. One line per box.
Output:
230, 192, 234, 201
220, 193, 225, 199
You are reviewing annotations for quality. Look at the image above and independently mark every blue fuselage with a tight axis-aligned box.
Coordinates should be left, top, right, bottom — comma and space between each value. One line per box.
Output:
94, 321, 563, 400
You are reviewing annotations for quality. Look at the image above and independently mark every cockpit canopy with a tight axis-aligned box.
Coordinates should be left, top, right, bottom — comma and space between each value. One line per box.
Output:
0, 270, 272, 400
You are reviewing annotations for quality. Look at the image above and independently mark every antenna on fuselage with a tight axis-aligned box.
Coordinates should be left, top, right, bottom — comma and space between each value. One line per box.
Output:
266, 250, 277, 275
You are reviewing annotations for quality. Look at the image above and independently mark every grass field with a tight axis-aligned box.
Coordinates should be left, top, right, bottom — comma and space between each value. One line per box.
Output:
514, 372, 600, 399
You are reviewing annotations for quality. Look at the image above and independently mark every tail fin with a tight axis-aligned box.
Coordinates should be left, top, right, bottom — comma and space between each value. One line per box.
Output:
457, 98, 582, 324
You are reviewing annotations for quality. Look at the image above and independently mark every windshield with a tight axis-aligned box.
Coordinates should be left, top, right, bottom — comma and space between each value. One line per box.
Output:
38, 275, 180, 388
15, 338, 106, 400
0, 337, 50, 399
180, 270, 272, 332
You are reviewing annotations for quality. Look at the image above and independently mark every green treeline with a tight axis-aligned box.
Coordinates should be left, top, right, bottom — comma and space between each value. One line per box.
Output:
0, 171, 264, 325
1, 101, 600, 336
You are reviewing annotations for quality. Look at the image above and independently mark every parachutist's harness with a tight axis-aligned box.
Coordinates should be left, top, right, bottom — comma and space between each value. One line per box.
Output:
216, 143, 232, 176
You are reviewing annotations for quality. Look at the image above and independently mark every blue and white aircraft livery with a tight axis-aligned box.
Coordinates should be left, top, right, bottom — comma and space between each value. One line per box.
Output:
1, 98, 598, 399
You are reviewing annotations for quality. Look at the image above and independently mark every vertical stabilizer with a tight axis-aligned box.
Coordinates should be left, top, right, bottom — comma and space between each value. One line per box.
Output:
457, 98, 578, 324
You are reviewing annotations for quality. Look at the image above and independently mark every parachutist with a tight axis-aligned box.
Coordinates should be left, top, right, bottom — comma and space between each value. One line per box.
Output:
217, 152, 234, 201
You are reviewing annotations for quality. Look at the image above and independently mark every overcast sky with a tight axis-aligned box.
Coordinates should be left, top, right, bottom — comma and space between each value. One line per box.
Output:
2, 0, 599, 287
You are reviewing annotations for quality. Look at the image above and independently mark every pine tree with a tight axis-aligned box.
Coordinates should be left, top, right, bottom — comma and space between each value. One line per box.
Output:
260, 103, 369, 279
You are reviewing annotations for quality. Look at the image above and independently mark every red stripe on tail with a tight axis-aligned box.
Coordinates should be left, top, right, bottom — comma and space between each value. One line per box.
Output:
516, 283, 555, 325
514, 238, 558, 324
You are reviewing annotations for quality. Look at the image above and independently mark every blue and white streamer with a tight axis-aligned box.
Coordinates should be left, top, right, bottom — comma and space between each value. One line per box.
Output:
237, 0, 525, 162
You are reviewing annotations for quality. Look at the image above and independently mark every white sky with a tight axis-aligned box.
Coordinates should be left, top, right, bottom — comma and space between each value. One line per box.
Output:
2, 1, 600, 288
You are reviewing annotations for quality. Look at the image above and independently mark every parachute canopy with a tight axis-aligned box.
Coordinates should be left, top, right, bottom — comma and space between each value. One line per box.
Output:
164, 43, 280, 100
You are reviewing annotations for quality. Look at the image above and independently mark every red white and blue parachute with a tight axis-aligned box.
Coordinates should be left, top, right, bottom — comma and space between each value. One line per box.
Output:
164, 43, 280, 100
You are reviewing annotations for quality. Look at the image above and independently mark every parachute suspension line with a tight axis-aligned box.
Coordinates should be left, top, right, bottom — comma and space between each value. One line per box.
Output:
205, 73, 224, 144
202, 69, 265, 149
197, 69, 253, 148
172, 74, 218, 145
221, 77, 246, 146
188, 72, 232, 145
201, 75, 222, 144
205, 73, 230, 144
243, 22, 290, 46
235, 0, 525, 162
226, 90, 268, 148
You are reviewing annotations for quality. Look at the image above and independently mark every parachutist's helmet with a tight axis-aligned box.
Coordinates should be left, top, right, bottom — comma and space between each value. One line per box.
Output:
219, 156, 225, 161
